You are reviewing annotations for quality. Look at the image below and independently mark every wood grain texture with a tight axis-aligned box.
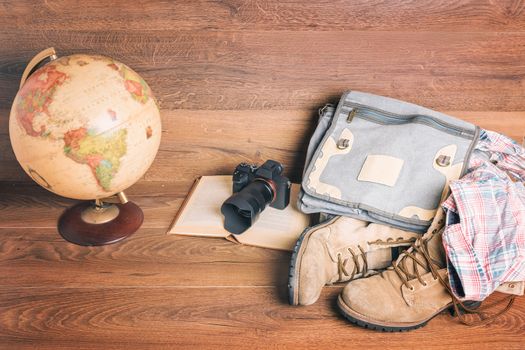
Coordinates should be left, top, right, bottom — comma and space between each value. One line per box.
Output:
0, 230, 290, 288
0, 288, 523, 350
1, 1, 525, 348
2, 0, 525, 32
2, 30, 525, 111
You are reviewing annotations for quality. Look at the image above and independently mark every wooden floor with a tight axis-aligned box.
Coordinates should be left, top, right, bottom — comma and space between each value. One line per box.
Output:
1, 1, 525, 348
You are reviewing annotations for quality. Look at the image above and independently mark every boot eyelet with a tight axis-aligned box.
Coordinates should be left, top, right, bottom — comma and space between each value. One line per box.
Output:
409, 286, 415, 291
423, 283, 428, 287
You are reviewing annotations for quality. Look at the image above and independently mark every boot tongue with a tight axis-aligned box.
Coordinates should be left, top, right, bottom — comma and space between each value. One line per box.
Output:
391, 246, 402, 261
426, 229, 446, 266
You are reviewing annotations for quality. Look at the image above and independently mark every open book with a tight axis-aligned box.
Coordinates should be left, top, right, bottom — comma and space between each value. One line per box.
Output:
168, 176, 311, 251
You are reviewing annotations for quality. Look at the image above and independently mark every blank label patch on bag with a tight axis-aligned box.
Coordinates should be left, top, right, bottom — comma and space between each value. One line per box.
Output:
357, 155, 404, 187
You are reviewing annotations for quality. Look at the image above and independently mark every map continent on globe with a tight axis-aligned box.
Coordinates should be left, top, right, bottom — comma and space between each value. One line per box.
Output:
10, 54, 162, 200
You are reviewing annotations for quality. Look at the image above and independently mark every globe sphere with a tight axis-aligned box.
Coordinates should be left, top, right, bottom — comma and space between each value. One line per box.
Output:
9, 54, 161, 200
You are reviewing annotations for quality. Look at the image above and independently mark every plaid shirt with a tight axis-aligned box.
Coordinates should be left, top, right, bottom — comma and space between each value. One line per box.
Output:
442, 130, 525, 301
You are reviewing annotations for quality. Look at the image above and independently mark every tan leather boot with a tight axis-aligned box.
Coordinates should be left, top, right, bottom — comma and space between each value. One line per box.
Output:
337, 224, 455, 331
336, 208, 511, 331
288, 216, 420, 306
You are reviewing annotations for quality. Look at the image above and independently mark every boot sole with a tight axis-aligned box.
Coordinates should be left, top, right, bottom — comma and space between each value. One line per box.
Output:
336, 294, 443, 331
337, 295, 480, 332
288, 216, 339, 306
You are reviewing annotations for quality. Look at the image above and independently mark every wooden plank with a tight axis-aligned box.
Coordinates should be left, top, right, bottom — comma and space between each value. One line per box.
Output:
0, 287, 523, 349
0, 181, 184, 229
1, 109, 524, 182
2, 0, 525, 32
2, 30, 525, 110
0, 181, 290, 288
0, 227, 290, 288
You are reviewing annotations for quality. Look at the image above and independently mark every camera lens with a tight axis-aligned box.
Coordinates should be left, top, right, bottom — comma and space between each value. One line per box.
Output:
237, 209, 252, 218
221, 180, 274, 234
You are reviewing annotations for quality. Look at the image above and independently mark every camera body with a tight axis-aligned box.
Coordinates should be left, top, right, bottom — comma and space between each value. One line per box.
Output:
232, 160, 290, 210
221, 160, 291, 235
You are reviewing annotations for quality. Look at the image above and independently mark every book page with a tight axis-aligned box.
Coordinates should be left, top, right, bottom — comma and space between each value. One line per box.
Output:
168, 175, 311, 250
169, 176, 233, 237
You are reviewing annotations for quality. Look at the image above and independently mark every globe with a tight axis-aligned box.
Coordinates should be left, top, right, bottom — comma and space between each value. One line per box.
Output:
9, 52, 161, 200
8, 48, 162, 246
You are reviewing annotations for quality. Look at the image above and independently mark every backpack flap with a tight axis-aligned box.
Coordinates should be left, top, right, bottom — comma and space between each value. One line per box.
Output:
301, 91, 479, 230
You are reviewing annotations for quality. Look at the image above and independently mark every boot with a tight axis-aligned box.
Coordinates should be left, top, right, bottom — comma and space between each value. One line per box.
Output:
336, 210, 514, 331
288, 216, 420, 306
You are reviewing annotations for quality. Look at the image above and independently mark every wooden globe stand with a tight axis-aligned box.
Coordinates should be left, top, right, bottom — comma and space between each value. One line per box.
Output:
58, 192, 143, 246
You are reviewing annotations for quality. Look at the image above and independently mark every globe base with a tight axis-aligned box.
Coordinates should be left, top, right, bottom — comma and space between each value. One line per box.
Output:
58, 201, 144, 246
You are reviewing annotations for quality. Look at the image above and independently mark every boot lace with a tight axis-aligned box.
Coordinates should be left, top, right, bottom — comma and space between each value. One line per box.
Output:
336, 237, 416, 282
337, 245, 367, 282
393, 236, 515, 326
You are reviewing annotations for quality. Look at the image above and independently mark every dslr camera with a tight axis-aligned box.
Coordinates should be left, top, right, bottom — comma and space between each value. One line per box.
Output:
221, 160, 291, 234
